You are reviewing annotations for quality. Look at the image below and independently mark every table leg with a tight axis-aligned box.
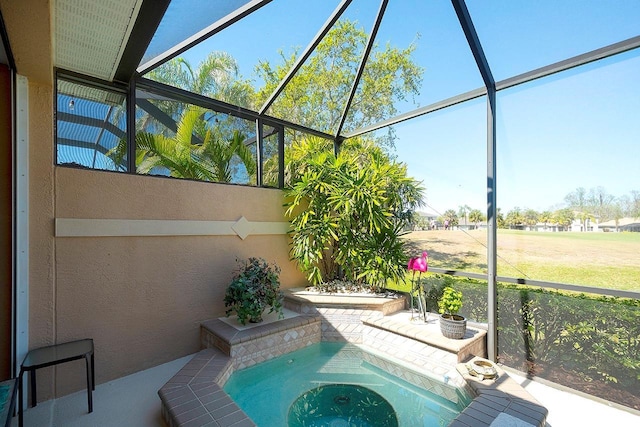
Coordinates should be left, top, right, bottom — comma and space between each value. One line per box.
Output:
18, 370, 23, 427
30, 369, 36, 408
91, 352, 95, 391
85, 356, 93, 413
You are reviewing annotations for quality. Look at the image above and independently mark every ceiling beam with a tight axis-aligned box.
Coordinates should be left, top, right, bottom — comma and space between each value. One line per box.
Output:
451, 0, 494, 89
342, 87, 486, 139
137, 77, 336, 141
57, 137, 111, 154
497, 35, 640, 91
335, 0, 388, 137
57, 111, 126, 140
113, 0, 171, 83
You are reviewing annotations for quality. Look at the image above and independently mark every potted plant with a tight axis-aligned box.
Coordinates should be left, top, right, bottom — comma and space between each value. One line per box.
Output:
438, 286, 467, 339
224, 257, 284, 325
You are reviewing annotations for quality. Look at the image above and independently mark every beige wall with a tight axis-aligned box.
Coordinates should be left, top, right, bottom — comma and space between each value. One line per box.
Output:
54, 169, 305, 395
1, 0, 306, 399
1, 0, 58, 398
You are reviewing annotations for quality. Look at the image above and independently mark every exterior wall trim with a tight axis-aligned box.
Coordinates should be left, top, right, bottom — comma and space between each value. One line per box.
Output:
55, 217, 289, 239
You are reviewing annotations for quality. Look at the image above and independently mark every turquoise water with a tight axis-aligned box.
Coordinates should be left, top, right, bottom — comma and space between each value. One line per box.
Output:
288, 384, 398, 427
224, 342, 466, 427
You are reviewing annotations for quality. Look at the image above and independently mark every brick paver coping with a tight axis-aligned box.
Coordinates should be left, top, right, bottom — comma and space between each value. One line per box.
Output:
363, 312, 487, 363
160, 313, 320, 427
450, 356, 548, 427
159, 308, 546, 427
158, 348, 255, 427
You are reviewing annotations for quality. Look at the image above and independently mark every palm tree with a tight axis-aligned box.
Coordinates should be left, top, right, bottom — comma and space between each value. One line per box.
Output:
553, 208, 574, 231
496, 207, 505, 228
458, 204, 471, 227
139, 52, 255, 143
441, 209, 459, 229
576, 211, 595, 232
505, 207, 524, 229
468, 209, 484, 229
109, 106, 256, 183
199, 128, 256, 183
539, 211, 553, 230
146, 51, 254, 106
135, 131, 211, 180
523, 209, 539, 229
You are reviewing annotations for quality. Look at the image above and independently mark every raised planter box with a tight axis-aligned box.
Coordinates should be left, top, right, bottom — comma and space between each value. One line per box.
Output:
283, 287, 406, 343
200, 309, 322, 370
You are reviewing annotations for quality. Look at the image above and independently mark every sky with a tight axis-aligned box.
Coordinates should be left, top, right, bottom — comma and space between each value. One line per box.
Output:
147, 0, 640, 216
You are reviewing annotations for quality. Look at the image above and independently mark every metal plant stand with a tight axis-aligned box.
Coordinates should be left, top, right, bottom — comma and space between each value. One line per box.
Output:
408, 251, 429, 322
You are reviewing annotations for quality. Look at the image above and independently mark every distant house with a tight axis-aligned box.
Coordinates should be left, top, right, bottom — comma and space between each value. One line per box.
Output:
597, 217, 640, 232
528, 223, 562, 232
529, 215, 595, 232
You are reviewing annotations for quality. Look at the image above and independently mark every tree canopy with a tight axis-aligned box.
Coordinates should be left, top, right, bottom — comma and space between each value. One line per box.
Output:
147, 51, 254, 107
254, 20, 423, 148
137, 19, 424, 184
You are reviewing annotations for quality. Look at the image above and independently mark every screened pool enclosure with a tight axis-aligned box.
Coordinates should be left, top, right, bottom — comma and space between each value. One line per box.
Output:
50, 0, 640, 410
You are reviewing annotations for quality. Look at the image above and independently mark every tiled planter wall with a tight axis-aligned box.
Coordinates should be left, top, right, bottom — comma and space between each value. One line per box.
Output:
200, 315, 322, 370
284, 293, 406, 343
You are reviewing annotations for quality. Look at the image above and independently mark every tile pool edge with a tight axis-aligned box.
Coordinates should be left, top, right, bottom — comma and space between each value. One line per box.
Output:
158, 348, 256, 427
449, 357, 548, 427
160, 310, 547, 426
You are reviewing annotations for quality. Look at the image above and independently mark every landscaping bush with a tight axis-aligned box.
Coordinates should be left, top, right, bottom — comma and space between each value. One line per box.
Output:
417, 274, 640, 409
284, 137, 423, 291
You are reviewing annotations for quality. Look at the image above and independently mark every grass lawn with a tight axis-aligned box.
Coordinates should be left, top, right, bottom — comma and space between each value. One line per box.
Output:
401, 229, 640, 292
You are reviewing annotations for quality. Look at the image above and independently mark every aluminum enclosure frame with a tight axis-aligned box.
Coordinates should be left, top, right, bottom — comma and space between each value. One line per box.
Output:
51, 2, 640, 367
451, 0, 498, 362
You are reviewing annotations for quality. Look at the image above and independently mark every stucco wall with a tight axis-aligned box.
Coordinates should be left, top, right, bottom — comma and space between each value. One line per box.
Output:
1, 0, 57, 399
0, 0, 307, 399
54, 168, 305, 395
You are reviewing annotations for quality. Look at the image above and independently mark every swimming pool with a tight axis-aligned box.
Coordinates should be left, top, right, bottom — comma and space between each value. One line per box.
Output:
224, 342, 470, 426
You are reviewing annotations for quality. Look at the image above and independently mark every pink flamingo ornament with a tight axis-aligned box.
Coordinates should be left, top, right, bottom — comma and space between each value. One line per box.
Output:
408, 251, 428, 273
407, 251, 428, 322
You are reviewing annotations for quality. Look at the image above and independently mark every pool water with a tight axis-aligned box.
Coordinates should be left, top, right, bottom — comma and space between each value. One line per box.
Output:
288, 384, 398, 427
224, 342, 467, 427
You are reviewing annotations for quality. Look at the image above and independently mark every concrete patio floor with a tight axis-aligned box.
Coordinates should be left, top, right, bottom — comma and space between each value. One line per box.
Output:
12, 352, 640, 427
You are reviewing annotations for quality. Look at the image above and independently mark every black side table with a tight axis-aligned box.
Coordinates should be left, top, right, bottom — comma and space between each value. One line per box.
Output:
18, 339, 94, 427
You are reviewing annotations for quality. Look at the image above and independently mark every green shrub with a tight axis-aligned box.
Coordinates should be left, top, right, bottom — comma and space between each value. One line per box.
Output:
438, 286, 463, 316
223, 257, 283, 325
412, 273, 640, 408
284, 137, 423, 291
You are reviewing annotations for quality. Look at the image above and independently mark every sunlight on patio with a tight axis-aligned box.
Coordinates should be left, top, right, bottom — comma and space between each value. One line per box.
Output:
14, 354, 638, 427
